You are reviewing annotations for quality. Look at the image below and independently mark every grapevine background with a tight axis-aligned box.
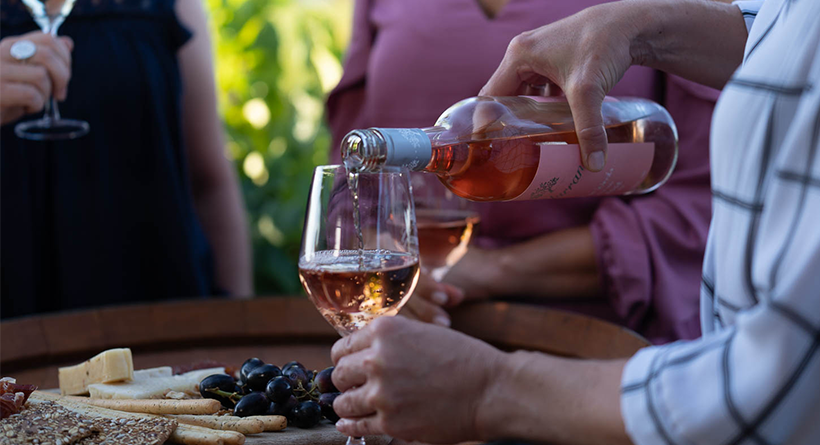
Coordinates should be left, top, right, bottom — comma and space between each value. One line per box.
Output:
206, 0, 353, 294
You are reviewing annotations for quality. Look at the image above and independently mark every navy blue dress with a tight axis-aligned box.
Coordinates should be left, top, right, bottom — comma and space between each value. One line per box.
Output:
1, 0, 217, 318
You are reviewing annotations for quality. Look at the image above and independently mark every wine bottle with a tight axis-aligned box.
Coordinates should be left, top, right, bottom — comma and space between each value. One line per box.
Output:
341, 96, 678, 201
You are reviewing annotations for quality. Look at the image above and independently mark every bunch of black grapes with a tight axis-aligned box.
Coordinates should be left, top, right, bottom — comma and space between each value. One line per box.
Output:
199, 358, 341, 429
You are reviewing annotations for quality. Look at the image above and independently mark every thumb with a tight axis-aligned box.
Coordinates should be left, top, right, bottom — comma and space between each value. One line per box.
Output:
565, 84, 608, 172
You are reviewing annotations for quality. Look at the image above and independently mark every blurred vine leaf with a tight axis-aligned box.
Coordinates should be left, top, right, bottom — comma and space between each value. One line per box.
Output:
205, 0, 352, 294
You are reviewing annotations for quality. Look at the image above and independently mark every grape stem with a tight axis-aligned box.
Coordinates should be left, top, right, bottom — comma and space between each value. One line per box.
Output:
206, 388, 244, 402
293, 379, 321, 402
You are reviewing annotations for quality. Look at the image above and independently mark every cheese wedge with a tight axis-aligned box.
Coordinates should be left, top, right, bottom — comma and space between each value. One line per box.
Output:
88, 367, 225, 399
59, 348, 135, 395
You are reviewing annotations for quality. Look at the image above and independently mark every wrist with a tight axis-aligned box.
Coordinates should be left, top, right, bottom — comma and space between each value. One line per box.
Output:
466, 248, 506, 297
622, 0, 667, 67
474, 350, 544, 441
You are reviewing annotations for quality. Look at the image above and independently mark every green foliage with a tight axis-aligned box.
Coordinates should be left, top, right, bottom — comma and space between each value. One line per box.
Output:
205, 0, 352, 294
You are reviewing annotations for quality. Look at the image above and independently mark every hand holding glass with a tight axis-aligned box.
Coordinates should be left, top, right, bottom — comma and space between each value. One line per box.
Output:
16, 0, 89, 140
298, 165, 420, 445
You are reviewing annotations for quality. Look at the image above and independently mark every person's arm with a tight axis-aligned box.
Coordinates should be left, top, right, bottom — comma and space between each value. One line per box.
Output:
479, 352, 630, 445
630, 0, 749, 88
331, 277, 820, 444
404, 227, 596, 324
176, 0, 253, 297
329, 316, 631, 444
443, 226, 600, 300
480, 0, 748, 171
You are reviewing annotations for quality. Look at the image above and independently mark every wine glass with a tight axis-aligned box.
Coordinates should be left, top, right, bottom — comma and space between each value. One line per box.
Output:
412, 173, 480, 282
16, 0, 90, 140
299, 165, 419, 445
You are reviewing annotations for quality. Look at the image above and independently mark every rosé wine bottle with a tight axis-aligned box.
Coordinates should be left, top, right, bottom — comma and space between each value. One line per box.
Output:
341, 96, 678, 201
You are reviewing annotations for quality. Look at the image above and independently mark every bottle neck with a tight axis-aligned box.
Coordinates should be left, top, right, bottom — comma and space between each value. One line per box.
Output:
341, 128, 437, 172
340, 129, 389, 172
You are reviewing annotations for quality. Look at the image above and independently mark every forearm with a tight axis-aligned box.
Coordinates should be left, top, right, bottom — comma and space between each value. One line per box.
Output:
478, 351, 630, 445
193, 179, 253, 297
481, 226, 600, 299
626, 0, 748, 88
176, 0, 253, 297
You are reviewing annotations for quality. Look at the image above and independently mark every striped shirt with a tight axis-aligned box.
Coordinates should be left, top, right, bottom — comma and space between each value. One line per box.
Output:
620, 1, 820, 444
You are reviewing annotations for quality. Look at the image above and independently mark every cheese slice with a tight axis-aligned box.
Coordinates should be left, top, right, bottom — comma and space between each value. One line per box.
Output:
58, 348, 135, 396
88, 367, 225, 399
133, 367, 174, 379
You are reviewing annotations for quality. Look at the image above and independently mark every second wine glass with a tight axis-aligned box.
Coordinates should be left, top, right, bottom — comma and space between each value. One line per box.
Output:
16, 0, 90, 140
412, 173, 480, 282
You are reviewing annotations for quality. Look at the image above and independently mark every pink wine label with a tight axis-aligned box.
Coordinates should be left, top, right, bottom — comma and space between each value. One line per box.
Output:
511, 142, 654, 201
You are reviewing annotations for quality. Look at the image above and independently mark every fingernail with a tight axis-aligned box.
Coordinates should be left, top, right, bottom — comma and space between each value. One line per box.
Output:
433, 315, 451, 327
431, 291, 448, 305
587, 151, 605, 171
336, 419, 350, 431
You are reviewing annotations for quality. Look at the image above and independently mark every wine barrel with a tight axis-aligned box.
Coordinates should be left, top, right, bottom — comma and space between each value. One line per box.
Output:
1, 297, 649, 390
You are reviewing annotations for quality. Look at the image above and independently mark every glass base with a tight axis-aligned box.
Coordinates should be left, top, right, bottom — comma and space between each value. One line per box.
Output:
15, 118, 90, 141
346, 437, 366, 445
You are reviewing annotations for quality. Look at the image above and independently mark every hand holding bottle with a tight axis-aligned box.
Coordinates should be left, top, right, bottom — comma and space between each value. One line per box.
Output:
478, 2, 637, 172
478, 0, 750, 172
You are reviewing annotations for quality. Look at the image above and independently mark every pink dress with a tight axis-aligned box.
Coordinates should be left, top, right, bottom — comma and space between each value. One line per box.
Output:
327, 0, 718, 344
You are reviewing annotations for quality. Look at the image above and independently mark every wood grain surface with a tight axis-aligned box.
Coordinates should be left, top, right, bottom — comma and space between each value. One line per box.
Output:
244, 421, 389, 445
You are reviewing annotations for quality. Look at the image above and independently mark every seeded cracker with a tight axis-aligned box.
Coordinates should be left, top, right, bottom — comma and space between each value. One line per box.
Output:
0, 400, 94, 444
77, 416, 175, 444
28, 392, 176, 445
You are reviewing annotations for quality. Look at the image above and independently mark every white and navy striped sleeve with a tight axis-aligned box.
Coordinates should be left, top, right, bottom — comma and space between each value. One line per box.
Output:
620, 0, 820, 444
733, 1, 763, 34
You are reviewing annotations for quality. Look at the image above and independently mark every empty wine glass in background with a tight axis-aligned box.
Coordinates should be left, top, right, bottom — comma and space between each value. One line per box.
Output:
16, 0, 90, 140
412, 173, 480, 282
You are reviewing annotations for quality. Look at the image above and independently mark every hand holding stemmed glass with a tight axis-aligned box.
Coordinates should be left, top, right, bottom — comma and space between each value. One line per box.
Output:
298, 165, 420, 445
0, 30, 70, 125
15, 0, 89, 140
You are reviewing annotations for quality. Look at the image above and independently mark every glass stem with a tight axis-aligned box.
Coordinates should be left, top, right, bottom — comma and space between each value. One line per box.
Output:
345, 437, 365, 445
43, 19, 63, 124
44, 97, 61, 124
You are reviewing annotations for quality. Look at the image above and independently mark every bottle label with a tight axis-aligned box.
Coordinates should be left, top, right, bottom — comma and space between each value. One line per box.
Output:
511, 142, 654, 201
373, 128, 432, 172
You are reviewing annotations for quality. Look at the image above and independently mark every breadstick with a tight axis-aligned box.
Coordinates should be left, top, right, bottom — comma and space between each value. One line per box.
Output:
169, 424, 225, 445
248, 415, 287, 432
65, 396, 221, 415
166, 415, 265, 434
174, 424, 245, 445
